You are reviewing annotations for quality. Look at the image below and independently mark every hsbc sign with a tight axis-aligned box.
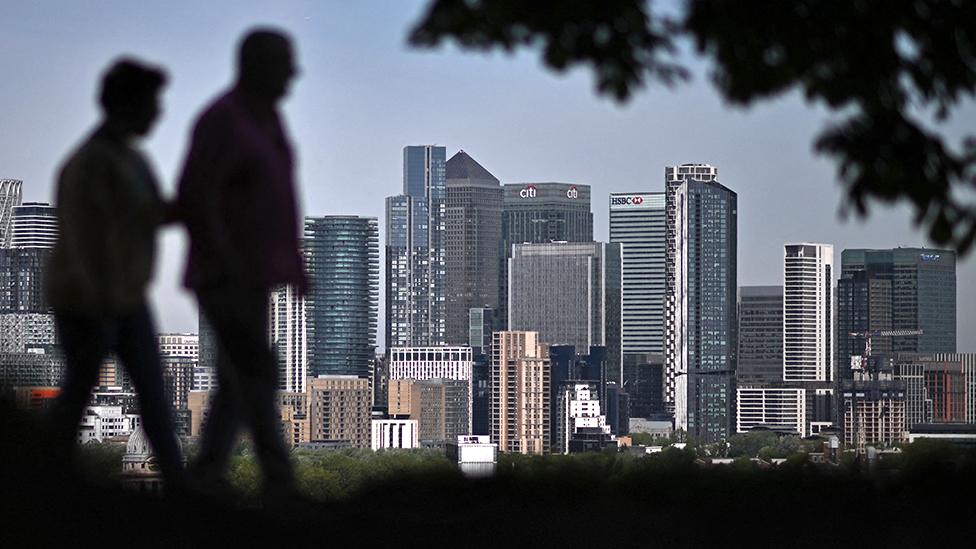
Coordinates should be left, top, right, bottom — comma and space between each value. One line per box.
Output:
611, 195, 645, 207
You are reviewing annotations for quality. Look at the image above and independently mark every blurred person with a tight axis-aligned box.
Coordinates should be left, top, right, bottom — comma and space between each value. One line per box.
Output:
46, 59, 184, 484
176, 28, 305, 502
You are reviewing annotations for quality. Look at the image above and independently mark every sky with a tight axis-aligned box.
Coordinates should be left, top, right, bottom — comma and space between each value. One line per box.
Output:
1, 1, 973, 351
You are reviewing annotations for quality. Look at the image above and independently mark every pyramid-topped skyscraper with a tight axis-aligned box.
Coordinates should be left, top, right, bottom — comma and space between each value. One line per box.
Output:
445, 150, 503, 346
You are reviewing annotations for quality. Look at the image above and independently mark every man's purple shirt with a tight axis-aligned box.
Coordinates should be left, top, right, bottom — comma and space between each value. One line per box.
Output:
177, 88, 304, 291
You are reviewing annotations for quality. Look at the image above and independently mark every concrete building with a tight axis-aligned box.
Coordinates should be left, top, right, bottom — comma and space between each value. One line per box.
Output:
270, 284, 307, 393
500, 182, 592, 329
0, 346, 64, 389
784, 243, 834, 382
444, 151, 503, 345
665, 164, 737, 443
278, 391, 310, 448
0, 248, 51, 313
837, 248, 956, 377
0, 313, 56, 353
448, 435, 498, 477
305, 216, 379, 378
0, 179, 23, 248
196, 312, 217, 391
609, 192, 666, 355
840, 371, 908, 449
156, 333, 198, 360
187, 390, 212, 438
891, 354, 969, 427
388, 346, 473, 430
385, 145, 447, 348
9, 202, 57, 249
371, 417, 419, 451
508, 241, 622, 383
737, 286, 783, 385
388, 378, 470, 447
77, 405, 140, 444
736, 387, 806, 436
307, 375, 371, 448
555, 382, 615, 454
491, 331, 550, 454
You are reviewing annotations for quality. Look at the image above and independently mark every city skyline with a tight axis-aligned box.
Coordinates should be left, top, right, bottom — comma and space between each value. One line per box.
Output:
1, 1, 974, 350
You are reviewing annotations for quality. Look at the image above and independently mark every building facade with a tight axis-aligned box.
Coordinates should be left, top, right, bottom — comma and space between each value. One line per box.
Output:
304, 216, 379, 378
385, 145, 447, 348
609, 192, 666, 355
9, 202, 58, 249
0, 179, 23, 248
664, 164, 718, 417
667, 168, 737, 443
500, 182, 592, 329
783, 243, 834, 382
444, 151, 502, 345
270, 284, 307, 393
371, 418, 419, 451
555, 382, 615, 454
388, 346, 473, 431
508, 242, 622, 383
736, 386, 806, 436
491, 331, 550, 454
388, 378, 470, 447
737, 286, 783, 385
307, 375, 372, 448
837, 248, 956, 377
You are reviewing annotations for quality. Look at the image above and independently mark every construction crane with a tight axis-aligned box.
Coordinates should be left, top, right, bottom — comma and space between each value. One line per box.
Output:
847, 329, 924, 371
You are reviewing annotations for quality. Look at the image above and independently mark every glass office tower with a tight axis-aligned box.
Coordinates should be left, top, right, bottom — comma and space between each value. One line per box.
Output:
385, 145, 447, 348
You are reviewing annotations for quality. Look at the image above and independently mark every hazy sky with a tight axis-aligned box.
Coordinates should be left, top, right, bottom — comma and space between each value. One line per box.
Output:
1, 1, 973, 351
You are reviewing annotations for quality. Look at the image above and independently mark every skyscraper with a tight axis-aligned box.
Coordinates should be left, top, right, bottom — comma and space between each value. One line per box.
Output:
0, 179, 23, 248
444, 151, 502, 345
9, 202, 58, 249
386, 145, 447, 348
737, 286, 784, 385
508, 241, 622, 383
666, 165, 737, 443
305, 216, 379, 378
269, 284, 306, 393
783, 243, 834, 382
664, 164, 718, 417
837, 248, 956, 377
491, 331, 550, 454
500, 182, 592, 328
609, 192, 666, 355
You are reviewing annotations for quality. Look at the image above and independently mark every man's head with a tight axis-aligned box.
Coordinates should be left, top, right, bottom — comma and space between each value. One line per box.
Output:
237, 28, 298, 104
99, 58, 167, 137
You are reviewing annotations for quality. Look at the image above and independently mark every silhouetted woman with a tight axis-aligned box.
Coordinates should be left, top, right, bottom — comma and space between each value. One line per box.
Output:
46, 59, 183, 485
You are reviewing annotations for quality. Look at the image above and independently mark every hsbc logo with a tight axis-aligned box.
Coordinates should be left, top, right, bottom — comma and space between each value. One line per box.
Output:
566, 186, 579, 199
611, 195, 645, 206
519, 185, 538, 199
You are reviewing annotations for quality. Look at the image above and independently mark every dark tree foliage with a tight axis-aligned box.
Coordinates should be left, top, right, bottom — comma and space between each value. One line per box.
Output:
410, 0, 976, 254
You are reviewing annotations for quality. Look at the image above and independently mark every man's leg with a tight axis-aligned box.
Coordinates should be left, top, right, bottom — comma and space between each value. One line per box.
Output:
48, 313, 110, 466
192, 301, 244, 481
199, 287, 294, 488
115, 304, 185, 483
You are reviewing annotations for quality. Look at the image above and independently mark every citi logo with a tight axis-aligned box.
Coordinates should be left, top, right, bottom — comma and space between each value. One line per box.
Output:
566, 186, 579, 199
519, 185, 538, 198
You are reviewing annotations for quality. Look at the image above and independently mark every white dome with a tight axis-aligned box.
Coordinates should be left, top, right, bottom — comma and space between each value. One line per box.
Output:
125, 425, 152, 457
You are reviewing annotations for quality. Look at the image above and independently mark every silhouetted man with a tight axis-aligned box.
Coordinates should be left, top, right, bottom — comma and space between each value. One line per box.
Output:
47, 59, 184, 484
177, 29, 305, 499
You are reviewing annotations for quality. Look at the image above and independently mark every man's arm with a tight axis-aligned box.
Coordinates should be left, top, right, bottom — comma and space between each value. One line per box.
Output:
176, 111, 242, 282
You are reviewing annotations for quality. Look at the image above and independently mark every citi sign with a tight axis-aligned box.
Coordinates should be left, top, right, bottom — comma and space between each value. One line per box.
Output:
611, 195, 644, 206
519, 185, 538, 198
566, 186, 579, 199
